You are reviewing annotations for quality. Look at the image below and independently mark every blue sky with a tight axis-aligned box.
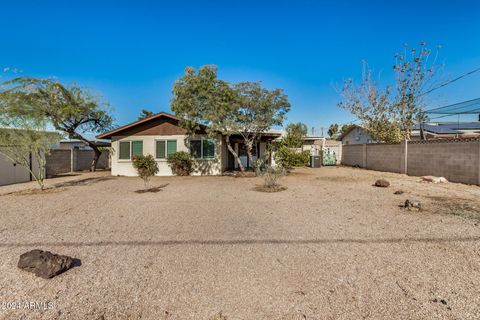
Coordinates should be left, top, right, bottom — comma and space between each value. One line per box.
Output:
1, 0, 480, 134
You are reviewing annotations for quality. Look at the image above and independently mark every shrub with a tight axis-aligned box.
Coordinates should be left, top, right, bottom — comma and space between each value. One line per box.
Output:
167, 151, 193, 176
263, 165, 286, 189
274, 146, 310, 168
132, 154, 159, 189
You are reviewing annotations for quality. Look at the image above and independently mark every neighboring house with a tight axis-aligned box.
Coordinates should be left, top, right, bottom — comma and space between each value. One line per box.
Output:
339, 125, 375, 145
300, 136, 325, 156
57, 139, 110, 150
96, 112, 281, 176
411, 122, 480, 139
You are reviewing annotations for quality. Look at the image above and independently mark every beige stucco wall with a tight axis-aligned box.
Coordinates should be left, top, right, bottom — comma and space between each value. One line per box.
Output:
110, 134, 223, 176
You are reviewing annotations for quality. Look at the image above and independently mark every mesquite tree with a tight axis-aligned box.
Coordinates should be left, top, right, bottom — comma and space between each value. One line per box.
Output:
171, 65, 246, 172
0, 77, 113, 171
233, 81, 290, 170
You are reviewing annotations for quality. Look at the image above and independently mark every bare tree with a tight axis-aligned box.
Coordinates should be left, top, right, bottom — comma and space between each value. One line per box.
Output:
338, 43, 442, 142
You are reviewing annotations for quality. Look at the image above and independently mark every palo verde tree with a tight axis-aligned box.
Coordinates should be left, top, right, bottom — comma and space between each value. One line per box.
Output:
233, 81, 290, 169
0, 77, 114, 171
171, 65, 246, 172
338, 42, 440, 143
0, 101, 62, 190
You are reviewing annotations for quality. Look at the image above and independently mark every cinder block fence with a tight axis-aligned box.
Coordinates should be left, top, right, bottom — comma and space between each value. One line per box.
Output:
342, 139, 480, 185
45, 149, 110, 177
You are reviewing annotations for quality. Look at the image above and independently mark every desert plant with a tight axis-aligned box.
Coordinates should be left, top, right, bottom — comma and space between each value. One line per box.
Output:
0, 128, 62, 190
167, 151, 193, 176
274, 146, 310, 168
262, 165, 286, 190
132, 154, 159, 188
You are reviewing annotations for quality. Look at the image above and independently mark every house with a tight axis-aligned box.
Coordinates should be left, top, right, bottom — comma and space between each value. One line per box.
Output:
96, 112, 281, 176
339, 125, 375, 145
57, 139, 110, 150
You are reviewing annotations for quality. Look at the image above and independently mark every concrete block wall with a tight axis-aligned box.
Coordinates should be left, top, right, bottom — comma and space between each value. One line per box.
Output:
365, 143, 403, 173
74, 150, 110, 171
46, 149, 110, 177
45, 150, 72, 177
408, 140, 479, 185
341, 139, 480, 185
341, 145, 363, 167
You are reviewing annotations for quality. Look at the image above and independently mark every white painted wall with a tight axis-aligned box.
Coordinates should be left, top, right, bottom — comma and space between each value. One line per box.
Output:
0, 148, 43, 186
110, 134, 223, 176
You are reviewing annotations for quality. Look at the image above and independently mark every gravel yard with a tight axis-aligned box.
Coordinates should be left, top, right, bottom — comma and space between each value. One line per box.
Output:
1, 167, 480, 319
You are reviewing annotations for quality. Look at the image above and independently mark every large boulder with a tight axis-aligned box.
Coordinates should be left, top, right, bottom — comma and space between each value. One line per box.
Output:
374, 179, 390, 188
18, 249, 75, 279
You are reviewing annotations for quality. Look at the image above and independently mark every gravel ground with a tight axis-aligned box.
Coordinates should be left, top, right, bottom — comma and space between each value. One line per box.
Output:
1, 167, 480, 319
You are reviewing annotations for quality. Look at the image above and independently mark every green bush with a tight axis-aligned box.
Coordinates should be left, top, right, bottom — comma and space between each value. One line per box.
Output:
132, 154, 159, 188
167, 151, 193, 176
274, 146, 310, 168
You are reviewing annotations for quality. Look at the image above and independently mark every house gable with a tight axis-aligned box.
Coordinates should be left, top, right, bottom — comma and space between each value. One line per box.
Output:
115, 117, 187, 136
97, 112, 206, 139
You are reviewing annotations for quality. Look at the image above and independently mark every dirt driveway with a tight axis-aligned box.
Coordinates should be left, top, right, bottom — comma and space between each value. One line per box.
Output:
1, 167, 480, 319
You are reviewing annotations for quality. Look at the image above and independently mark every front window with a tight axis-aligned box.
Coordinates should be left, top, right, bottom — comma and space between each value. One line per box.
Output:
119, 141, 130, 160
190, 139, 215, 159
132, 141, 143, 157
156, 139, 177, 159
118, 140, 143, 160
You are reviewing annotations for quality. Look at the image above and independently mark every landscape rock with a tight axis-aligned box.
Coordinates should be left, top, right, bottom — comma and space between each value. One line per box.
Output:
421, 176, 448, 183
403, 199, 422, 211
374, 179, 390, 188
17, 249, 76, 279
394, 190, 404, 195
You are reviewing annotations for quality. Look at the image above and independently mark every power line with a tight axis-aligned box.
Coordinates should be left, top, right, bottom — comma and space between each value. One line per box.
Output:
426, 97, 480, 113
419, 67, 480, 97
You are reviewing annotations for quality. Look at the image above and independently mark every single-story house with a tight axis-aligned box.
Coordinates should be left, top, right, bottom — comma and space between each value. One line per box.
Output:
339, 125, 375, 145
96, 112, 281, 176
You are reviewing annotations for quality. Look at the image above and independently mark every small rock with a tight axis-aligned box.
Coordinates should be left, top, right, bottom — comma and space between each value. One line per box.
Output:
394, 190, 404, 195
18, 249, 76, 279
374, 179, 390, 187
403, 199, 422, 211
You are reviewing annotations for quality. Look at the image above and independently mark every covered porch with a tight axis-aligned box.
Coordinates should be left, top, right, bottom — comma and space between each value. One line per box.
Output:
224, 133, 280, 170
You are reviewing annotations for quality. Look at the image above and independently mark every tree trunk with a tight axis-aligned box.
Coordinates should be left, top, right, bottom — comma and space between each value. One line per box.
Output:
245, 141, 255, 170
225, 135, 245, 172
90, 147, 101, 172
69, 132, 102, 172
